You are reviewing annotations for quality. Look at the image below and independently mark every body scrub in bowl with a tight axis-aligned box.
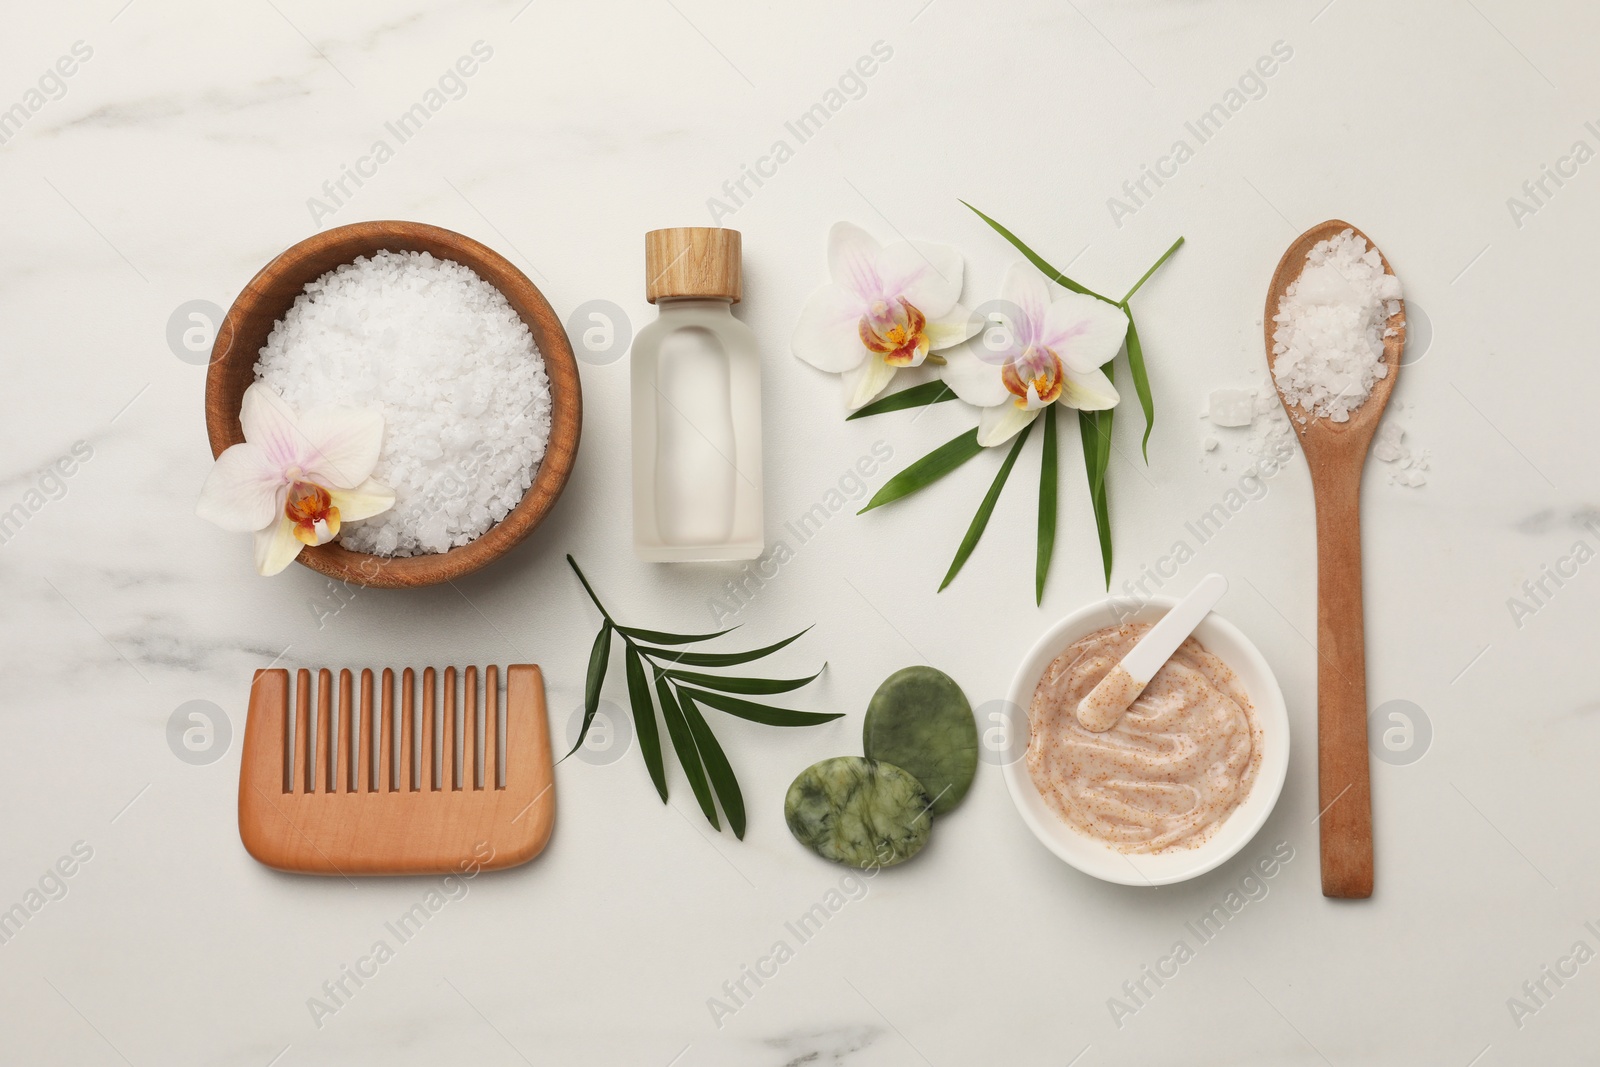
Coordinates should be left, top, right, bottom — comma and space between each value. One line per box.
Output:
205, 221, 580, 587
1026, 623, 1261, 854
1003, 597, 1289, 885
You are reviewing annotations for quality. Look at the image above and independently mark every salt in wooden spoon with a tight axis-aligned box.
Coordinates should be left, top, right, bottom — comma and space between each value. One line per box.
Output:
1264, 219, 1405, 900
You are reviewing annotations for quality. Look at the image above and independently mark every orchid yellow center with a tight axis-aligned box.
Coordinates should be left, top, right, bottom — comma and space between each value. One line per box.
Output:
858, 297, 930, 367
1001, 345, 1065, 409
285, 480, 342, 547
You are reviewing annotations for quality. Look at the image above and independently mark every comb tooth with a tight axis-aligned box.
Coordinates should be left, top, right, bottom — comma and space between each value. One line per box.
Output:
443, 666, 460, 791
342, 668, 358, 793
378, 669, 394, 793
482, 665, 499, 790
317, 669, 334, 793
245, 670, 291, 795
358, 669, 375, 792
403, 667, 418, 791
505, 664, 538, 788
422, 667, 438, 791
465, 666, 481, 790
296, 669, 313, 794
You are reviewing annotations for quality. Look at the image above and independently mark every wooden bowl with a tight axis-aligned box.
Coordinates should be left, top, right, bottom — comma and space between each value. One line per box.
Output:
205, 220, 581, 588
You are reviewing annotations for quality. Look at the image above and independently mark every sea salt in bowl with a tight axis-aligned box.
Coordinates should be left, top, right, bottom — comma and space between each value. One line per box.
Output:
205, 221, 581, 588
1001, 596, 1290, 886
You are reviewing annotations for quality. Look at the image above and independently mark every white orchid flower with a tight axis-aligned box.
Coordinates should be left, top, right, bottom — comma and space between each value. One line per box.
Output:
941, 263, 1130, 447
792, 222, 980, 409
196, 383, 395, 576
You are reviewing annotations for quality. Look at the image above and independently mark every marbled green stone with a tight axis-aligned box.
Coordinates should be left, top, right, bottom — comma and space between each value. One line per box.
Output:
861, 666, 976, 816
784, 756, 932, 868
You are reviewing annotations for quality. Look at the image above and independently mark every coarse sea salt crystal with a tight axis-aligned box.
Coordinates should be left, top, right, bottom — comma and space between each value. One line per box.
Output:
1208, 389, 1255, 427
1270, 229, 1401, 423
254, 250, 551, 557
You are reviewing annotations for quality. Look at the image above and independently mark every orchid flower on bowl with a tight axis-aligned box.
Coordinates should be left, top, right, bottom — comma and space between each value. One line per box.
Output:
196, 383, 395, 576
792, 222, 981, 409
940, 263, 1130, 447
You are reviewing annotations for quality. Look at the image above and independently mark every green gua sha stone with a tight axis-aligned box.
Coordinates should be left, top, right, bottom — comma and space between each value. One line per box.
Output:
862, 666, 976, 816
784, 756, 932, 869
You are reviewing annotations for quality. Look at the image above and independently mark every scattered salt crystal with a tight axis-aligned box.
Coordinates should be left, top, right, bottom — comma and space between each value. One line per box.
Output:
1203, 435, 1219, 452
1270, 229, 1401, 423
1369, 419, 1430, 487
256, 250, 551, 557
1209, 389, 1255, 427
1372, 422, 1405, 463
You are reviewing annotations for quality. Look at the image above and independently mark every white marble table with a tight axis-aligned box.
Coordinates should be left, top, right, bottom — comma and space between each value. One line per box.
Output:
3, 0, 1596, 1063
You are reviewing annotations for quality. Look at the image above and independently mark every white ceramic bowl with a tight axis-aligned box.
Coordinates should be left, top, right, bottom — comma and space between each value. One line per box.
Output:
1001, 596, 1289, 886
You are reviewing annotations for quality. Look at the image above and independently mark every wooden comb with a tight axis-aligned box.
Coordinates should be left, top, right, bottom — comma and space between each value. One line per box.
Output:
239, 664, 555, 876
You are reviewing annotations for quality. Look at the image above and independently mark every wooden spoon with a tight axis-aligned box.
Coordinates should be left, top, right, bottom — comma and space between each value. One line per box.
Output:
1264, 220, 1405, 900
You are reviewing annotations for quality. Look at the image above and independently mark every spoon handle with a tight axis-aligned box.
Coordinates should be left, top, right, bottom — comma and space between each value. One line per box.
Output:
1313, 462, 1375, 898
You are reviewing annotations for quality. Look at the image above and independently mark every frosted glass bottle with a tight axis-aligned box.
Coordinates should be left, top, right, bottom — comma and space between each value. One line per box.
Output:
631, 228, 763, 561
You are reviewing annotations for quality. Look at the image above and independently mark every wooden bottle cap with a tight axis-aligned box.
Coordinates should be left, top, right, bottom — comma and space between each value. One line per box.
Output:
645, 227, 742, 303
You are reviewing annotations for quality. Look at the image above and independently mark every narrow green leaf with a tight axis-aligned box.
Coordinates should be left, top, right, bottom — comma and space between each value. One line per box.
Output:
625, 646, 667, 802
619, 624, 736, 646
846, 380, 956, 420
1119, 235, 1184, 303
960, 200, 1116, 306
565, 621, 612, 759
939, 419, 1033, 591
655, 670, 718, 830
859, 428, 984, 513
641, 626, 811, 667
1122, 312, 1155, 463
1078, 400, 1114, 589
680, 688, 845, 727
1036, 404, 1058, 605
679, 692, 746, 839
665, 666, 825, 695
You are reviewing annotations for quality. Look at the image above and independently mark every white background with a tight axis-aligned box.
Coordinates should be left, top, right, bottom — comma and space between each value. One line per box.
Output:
2, 0, 1596, 1063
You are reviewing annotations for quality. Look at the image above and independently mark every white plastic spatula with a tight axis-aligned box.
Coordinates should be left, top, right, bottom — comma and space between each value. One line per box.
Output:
1076, 573, 1229, 732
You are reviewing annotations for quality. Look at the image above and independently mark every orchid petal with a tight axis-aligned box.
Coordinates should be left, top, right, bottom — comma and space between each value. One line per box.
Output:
841, 353, 897, 410
1042, 291, 1130, 373
793, 283, 869, 373
195, 442, 283, 532
238, 383, 311, 472
1060, 366, 1121, 411
875, 240, 964, 319
297, 404, 384, 488
999, 264, 1053, 348
938, 341, 1010, 408
828, 222, 883, 301
977, 402, 1041, 448
253, 516, 305, 577
327, 478, 396, 523
924, 303, 981, 352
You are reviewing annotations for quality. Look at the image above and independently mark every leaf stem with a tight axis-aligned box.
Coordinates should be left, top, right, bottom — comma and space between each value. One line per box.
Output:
566, 554, 616, 626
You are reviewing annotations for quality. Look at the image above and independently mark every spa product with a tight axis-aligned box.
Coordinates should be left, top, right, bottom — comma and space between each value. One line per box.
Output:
862, 666, 977, 815
255, 249, 551, 557
1076, 573, 1228, 731
784, 756, 931, 869
631, 228, 762, 561
1269, 228, 1403, 423
1264, 220, 1403, 899
239, 663, 554, 874
1027, 623, 1261, 854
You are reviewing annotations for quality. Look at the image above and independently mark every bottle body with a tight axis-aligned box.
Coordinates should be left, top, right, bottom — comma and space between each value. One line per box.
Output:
630, 298, 763, 561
